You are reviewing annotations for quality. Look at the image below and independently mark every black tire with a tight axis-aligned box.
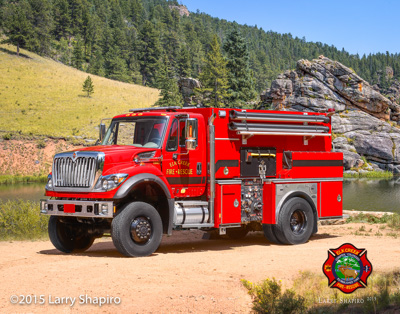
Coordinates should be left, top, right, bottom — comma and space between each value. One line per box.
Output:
274, 197, 314, 245
48, 216, 95, 253
226, 226, 249, 239
111, 202, 162, 257
262, 224, 282, 244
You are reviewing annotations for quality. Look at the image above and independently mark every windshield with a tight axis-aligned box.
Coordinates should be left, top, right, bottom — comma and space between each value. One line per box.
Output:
101, 117, 167, 148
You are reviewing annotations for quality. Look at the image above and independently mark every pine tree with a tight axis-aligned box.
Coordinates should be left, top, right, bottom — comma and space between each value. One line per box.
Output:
82, 76, 94, 97
53, 0, 71, 40
137, 20, 162, 86
155, 54, 183, 107
106, 48, 131, 82
72, 38, 85, 69
223, 28, 258, 107
28, 0, 53, 55
1, 0, 32, 56
197, 35, 229, 108
177, 44, 192, 78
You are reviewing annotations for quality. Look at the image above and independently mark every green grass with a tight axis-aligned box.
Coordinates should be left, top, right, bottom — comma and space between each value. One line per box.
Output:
0, 175, 47, 184
0, 43, 160, 139
0, 200, 48, 240
346, 212, 400, 226
243, 271, 400, 313
343, 170, 393, 178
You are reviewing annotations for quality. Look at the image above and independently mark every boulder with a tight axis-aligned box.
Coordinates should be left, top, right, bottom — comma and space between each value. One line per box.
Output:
261, 56, 393, 120
178, 77, 201, 105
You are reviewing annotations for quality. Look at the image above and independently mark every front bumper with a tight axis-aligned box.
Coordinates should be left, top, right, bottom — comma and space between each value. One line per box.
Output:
40, 199, 114, 218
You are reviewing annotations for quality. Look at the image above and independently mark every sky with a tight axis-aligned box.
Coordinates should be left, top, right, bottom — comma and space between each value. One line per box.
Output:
183, 0, 399, 56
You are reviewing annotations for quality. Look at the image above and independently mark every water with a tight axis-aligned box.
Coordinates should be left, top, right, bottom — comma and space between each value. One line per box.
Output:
0, 182, 46, 202
343, 178, 400, 214
1, 179, 399, 214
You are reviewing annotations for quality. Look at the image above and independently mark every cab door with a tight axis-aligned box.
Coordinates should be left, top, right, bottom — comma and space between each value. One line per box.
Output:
162, 115, 206, 198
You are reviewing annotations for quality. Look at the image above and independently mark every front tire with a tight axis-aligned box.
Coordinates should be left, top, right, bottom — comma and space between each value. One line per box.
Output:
274, 197, 314, 245
48, 216, 95, 253
111, 202, 162, 257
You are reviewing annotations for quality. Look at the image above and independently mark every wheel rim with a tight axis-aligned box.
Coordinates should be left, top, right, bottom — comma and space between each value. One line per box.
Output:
130, 216, 152, 244
290, 210, 307, 235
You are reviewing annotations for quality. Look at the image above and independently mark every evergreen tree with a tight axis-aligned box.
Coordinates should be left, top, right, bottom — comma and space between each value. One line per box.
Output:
1, 0, 32, 56
155, 53, 183, 107
137, 20, 162, 86
53, 0, 71, 40
105, 47, 131, 82
177, 44, 191, 78
197, 34, 229, 108
87, 47, 106, 76
72, 38, 85, 69
82, 75, 94, 97
28, 0, 53, 55
223, 28, 258, 107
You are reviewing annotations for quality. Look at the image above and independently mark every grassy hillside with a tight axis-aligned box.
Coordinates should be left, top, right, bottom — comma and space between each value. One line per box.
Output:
0, 44, 160, 139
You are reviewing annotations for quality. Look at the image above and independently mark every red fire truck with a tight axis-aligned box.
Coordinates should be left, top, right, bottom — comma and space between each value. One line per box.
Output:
41, 107, 343, 257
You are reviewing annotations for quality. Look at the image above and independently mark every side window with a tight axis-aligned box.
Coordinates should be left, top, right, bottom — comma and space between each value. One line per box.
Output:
166, 119, 178, 151
179, 119, 186, 147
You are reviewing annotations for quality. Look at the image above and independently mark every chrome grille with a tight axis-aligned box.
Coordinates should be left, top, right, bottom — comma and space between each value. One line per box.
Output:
53, 156, 97, 188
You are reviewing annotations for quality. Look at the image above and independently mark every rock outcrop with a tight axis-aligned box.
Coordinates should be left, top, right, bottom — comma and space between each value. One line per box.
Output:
260, 56, 400, 174
169, 5, 190, 17
178, 77, 201, 105
260, 56, 400, 121
332, 111, 400, 174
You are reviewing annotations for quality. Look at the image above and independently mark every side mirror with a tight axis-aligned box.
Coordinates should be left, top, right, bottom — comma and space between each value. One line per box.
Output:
185, 118, 197, 151
99, 123, 106, 143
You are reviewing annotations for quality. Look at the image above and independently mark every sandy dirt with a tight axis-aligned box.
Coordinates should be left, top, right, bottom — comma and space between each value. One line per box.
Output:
0, 223, 399, 313
0, 138, 82, 175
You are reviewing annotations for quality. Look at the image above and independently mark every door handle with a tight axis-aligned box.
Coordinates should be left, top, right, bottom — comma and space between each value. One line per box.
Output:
197, 162, 202, 175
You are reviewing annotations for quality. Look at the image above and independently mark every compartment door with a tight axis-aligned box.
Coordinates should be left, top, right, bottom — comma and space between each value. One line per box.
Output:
320, 181, 343, 218
216, 183, 241, 225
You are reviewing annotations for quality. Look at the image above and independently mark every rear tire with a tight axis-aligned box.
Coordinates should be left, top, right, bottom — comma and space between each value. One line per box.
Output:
111, 202, 162, 257
262, 224, 282, 244
48, 216, 95, 253
274, 197, 314, 245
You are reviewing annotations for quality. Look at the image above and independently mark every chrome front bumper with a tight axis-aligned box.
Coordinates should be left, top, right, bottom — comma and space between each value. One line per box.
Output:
40, 199, 114, 218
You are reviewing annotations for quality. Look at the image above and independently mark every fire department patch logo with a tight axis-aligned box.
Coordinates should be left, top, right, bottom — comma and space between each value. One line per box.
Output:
323, 243, 372, 294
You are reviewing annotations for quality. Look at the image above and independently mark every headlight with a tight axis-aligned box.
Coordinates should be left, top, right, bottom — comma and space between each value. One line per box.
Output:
46, 174, 53, 190
95, 173, 128, 191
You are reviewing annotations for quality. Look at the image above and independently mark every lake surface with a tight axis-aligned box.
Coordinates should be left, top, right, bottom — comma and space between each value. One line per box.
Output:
343, 178, 400, 214
0, 182, 46, 202
1, 179, 399, 214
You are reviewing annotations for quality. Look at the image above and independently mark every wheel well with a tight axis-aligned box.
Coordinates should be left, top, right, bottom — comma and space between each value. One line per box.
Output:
279, 192, 318, 234
118, 182, 170, 234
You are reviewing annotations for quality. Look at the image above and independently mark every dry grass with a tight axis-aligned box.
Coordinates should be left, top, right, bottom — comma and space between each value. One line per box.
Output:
0, 44, 160, 139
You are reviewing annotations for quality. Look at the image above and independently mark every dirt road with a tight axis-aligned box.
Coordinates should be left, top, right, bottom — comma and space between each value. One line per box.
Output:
0, 223, 399, 313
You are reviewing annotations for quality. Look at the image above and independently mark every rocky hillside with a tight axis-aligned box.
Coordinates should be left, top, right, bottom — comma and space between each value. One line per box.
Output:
259, 56, 400, 175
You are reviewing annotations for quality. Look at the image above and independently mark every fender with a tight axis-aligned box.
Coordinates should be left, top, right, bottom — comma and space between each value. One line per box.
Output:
114, 173, 174, 235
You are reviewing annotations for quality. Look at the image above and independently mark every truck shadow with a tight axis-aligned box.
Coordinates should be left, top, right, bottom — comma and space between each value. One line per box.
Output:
38, 231, 338, 258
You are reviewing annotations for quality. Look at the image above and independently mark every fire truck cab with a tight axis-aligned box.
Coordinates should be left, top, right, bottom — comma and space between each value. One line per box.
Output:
41, 106, 343, 257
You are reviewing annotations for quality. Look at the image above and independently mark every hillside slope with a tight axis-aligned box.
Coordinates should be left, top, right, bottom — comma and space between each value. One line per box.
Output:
0, 44, 160, 139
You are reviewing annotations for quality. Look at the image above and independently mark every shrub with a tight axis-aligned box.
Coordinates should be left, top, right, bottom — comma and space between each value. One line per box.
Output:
0, 200, 49, 240
242, 278, 306, 313
2, 132, 13, 140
